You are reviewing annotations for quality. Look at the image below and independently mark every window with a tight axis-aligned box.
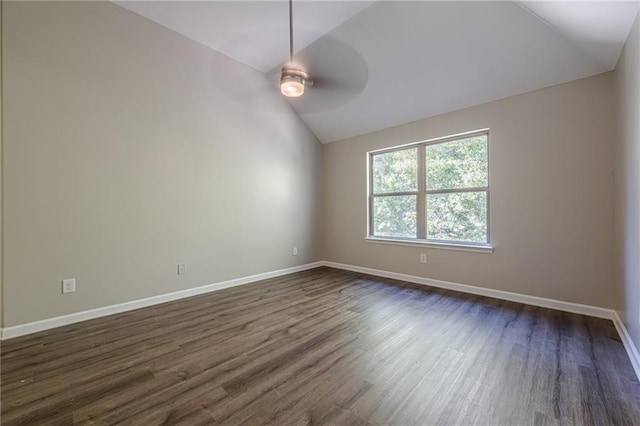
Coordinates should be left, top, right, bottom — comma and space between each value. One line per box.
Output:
368, 130, 490, 248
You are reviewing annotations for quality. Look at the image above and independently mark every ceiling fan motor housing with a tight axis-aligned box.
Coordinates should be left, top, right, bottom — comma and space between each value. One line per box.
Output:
280, 65, 314, 97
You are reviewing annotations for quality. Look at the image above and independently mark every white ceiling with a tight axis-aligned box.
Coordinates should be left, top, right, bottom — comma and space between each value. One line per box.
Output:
115, 1, 375, 73
115, 1, 640, 143
517, 1, 640, 69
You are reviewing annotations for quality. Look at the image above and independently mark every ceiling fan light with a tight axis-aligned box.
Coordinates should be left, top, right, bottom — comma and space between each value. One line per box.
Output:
280, 74, 305, 98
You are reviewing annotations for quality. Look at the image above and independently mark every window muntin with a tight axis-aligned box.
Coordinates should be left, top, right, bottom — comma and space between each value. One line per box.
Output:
369, 130, 489, 246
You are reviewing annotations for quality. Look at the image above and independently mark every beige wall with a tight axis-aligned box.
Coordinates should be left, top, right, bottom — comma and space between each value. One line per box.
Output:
324, 73, 616, 307
614, 11, 640, 348
2, 2, 323, 327
0, 1, 628, 330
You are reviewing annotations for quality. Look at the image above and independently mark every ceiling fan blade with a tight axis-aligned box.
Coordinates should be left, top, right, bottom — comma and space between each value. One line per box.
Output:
281, 35, 369, 114
209, 24, 369, 114
210, 51, 281, 110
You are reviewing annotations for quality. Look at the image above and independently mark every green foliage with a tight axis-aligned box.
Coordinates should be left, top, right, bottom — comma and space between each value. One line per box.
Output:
427, 192, 487, 243
426, 135, 487, 190
425, 135, 488, 242
371, 134, 488, 243
372, 148, 417, 194
373, 196, 417, 238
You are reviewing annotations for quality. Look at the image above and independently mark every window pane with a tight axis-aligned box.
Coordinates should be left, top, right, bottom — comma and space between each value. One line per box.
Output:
427, 192, 487, 243
373, 195, 417, 238
372, 148, 418, 194
426, 135, 487, 190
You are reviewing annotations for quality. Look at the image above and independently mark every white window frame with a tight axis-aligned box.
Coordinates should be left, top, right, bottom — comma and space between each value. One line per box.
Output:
366, 129, 493, 253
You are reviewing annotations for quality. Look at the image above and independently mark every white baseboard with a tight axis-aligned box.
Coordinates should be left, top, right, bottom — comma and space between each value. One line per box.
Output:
324, 261, 640, 381
612, 311, 640, 380
329, 260, 640, 382
4, 259, 640, 384
0, 261, 324, 340
324, 261, 616, 320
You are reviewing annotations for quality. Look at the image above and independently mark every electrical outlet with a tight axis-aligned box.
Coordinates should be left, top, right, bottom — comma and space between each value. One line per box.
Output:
292, 247, 298, 256
62, 278, 76, 294
420, 253, 427, 264
177, 263, 186, 275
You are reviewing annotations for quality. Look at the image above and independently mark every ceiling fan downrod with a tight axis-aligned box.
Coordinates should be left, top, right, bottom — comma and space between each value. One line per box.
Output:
280, 0, 313, 98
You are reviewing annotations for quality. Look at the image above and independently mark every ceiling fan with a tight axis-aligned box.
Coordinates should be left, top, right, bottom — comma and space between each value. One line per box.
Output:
280, 0, 314, 98
211, 0, 369, 112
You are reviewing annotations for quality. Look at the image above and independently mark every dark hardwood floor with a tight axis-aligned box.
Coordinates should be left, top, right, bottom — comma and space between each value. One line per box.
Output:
2, 266, 640, 425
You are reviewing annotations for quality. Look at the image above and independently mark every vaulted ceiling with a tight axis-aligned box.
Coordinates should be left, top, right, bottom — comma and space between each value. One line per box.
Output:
116, 1, 640, 143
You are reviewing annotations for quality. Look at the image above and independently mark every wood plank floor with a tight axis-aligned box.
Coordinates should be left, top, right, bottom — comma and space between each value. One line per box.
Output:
2, 266, 640, 425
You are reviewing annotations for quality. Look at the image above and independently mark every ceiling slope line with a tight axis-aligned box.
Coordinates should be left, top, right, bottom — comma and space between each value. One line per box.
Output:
513, 1, 611, 71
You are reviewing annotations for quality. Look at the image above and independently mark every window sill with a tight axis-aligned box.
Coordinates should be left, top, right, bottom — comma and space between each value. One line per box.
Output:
364, 237, 494, 253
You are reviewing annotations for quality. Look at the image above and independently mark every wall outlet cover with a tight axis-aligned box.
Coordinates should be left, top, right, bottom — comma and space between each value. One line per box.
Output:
62, 278, 76, 294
